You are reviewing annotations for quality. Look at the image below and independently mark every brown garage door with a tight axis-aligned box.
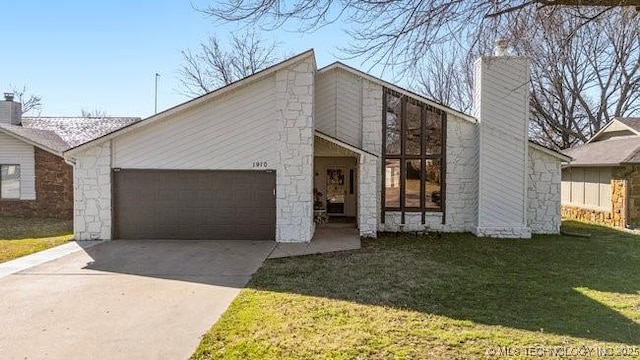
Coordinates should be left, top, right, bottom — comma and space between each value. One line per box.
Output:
113, 169, 276, 240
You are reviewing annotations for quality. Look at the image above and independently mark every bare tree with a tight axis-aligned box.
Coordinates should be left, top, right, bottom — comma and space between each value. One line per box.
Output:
179, 31, 280, 96
413, 46, 474, 114
8, 85, 42, 115
412, 7, 638, 148
200, 0, 638, 73
80, 109, 108, 118
203, 0, 638, 147
508, 7, 639, 148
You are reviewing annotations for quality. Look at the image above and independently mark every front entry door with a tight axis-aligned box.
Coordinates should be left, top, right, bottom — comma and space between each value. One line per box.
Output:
326, 167, 346, 215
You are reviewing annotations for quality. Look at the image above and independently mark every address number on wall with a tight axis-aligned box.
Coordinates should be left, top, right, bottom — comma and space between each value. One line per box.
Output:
252, 161, 268, 168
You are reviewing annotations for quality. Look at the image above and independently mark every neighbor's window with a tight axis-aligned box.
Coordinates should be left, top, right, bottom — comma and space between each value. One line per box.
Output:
1, 165, 21, 199
383, 88, 444, 212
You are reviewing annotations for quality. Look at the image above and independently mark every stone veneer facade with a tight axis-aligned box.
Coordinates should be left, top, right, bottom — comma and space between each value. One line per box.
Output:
358, 80, 382, 238
72, 142, 111, 240
68, 52, 566, 241
71, 55, 317, 242
527, 147, 562, 233
0, 148, 73, 219
274, 57, 315, 242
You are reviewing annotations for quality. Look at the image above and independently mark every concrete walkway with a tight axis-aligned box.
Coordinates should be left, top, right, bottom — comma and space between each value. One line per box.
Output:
269, 226, 361, 258
0, 240, 275, 360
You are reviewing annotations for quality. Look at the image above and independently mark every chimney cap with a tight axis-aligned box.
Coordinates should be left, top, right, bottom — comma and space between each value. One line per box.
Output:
4, 93, 15, 102
494, 39, 508, 56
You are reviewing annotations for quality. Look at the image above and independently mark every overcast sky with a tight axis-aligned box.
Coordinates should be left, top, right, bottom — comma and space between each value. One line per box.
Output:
1, 1, 359, 118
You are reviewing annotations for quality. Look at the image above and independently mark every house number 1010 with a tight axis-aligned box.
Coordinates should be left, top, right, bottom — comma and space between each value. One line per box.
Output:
253, 161, 268, 168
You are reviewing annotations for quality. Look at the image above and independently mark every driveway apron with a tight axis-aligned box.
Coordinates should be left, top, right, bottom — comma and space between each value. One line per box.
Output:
0, 240, 275, 359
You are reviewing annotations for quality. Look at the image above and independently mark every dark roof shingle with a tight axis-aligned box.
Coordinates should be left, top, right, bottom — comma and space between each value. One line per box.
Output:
562, 137, 640, 166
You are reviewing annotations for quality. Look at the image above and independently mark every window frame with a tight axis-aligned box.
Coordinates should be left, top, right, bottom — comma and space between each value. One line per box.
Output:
381, 88, 446, 224
0, 164, 21, 200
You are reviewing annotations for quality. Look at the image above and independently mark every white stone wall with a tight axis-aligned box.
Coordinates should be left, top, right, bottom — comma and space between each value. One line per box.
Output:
528, 147, 562, 234
444, 115, 478, 231
72, 142, 112, 240
379, 115, 477, 233
274, 57, 315, 242
359, 80, 383, 238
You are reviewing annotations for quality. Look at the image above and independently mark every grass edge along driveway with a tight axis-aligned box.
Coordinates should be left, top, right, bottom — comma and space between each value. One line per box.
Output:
0, 217, 73, 263
193, 221, 640, 359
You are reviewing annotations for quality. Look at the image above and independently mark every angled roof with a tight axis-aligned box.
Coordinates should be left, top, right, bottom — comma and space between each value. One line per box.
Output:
562, 137, 640, 167
617, 117, 640, 132
528, 141, 572, 162
22, 117, 141, 148
0, 116, 141, 155
317, 62, 476, 123
65, 49, 316, 156
0, 125, 69, 155
587, 117, 640, 143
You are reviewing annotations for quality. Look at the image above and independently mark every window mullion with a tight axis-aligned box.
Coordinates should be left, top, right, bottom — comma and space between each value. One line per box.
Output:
400, 96, 406, 224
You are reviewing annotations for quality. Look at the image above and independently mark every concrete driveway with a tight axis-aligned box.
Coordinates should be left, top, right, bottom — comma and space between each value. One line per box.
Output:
0, 240, 275, 360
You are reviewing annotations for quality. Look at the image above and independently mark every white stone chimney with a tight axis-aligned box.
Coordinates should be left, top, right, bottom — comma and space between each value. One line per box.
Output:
0, 93, 22, 125
472, 41, 532, 238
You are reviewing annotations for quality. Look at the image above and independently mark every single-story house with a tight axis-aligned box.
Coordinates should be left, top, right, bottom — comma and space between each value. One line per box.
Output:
0, 94, 139, 219
561, 117, 640, 228
62, 49, 570, 242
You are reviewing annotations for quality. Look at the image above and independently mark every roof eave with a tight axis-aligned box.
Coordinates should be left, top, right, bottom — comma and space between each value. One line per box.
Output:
317, 62, 476, 123
65, 49, 316, 157
527, 141, 572, 162
0, 128, 65, 156
586, 119, 640, 144
314, 130, 378, 158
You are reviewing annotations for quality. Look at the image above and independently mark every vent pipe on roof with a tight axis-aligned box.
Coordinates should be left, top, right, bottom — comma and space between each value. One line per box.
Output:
494, 39, 508, 56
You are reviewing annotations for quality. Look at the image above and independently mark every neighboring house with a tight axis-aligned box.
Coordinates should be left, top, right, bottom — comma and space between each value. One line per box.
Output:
0, 94, 139, 219
561, 117, 640, 228
63, 49, 569, 242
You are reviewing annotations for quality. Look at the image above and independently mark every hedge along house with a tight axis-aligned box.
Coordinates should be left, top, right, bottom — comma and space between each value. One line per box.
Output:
561, 117, 640, 228
63, 48, 569, 242
0, 93, 139, 219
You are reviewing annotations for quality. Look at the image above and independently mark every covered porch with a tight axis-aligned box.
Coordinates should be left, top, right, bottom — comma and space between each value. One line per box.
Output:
312, 131, 379, 238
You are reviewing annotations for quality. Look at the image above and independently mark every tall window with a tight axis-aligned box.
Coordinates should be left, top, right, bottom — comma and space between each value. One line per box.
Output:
1, 165, 21, 199
383, 89, 444, 213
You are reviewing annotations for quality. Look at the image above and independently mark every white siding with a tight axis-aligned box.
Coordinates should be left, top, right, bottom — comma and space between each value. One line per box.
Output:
0, 132, 35, 200
335, 69, 363, 147
315, 70, 337, 137
473, 56, 531, 238
314, 68, 364, 148
113, 75, 277, 170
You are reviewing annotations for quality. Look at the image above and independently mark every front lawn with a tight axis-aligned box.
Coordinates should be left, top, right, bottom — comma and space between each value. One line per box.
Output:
0, 217, 73, 263
193, 221, 640, 359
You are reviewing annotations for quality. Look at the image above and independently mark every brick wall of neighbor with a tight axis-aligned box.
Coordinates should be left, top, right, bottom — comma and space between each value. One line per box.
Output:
274, 56, 315, 242
626, 168, 640, 228
72, 142, 112, 240
0, 148, 73, 219
527, 147, 561, 234
561, 166, 627, 228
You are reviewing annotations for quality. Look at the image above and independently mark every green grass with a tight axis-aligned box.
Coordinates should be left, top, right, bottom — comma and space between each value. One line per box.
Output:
193, 221, 640, 359
0, 217, 73, 263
